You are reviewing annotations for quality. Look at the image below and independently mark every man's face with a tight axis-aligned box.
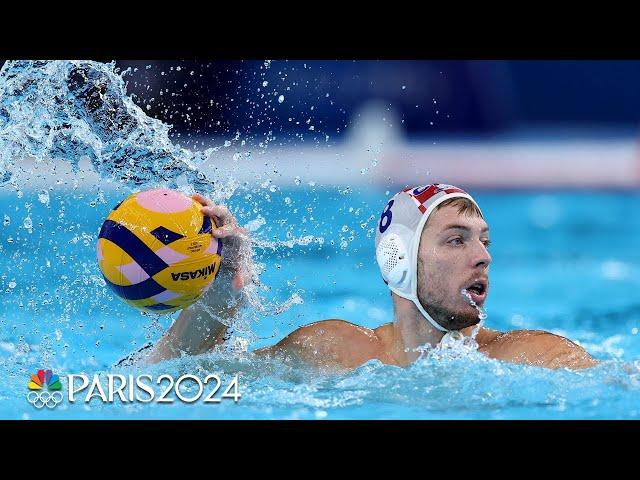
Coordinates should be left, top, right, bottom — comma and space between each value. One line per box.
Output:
416, 204, 491, 330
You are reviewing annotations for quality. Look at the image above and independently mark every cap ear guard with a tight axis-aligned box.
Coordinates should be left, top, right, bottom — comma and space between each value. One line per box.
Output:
376, 233, 410, 288
375, 223, 413, 291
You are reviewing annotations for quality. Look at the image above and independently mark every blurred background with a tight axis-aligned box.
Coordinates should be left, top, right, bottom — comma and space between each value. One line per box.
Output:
101, 59, 640, 189
111, 60, 640, 137
3, 59, 639, 189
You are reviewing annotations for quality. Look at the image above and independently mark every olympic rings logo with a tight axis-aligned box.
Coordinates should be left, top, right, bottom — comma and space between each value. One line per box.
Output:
26, 390, 64, 409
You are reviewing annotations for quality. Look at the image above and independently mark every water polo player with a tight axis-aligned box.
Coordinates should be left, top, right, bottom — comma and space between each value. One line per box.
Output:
118, 184, 597, 370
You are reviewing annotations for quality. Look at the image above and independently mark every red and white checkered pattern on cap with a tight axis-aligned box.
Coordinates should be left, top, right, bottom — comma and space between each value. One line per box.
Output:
402, 184, 469, 214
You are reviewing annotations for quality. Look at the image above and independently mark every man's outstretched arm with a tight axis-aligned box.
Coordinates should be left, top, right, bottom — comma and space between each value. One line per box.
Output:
138, 193, 254, 365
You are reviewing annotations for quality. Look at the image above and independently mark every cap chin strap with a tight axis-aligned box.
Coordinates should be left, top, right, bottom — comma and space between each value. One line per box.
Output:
389, 285, 450, 332
412, 295, 450, 332
407, 290, 451, 333
393, 290, 467, 343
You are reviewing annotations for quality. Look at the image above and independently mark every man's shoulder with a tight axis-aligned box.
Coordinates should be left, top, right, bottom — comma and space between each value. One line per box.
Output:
288, 319, 382, 353
298, 318, 378, 335
480, 329, 597, 369
488, 329, 566, 348
262, 319, 389, 370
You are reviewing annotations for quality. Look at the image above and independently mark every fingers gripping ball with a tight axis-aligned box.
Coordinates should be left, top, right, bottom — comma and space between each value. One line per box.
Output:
96, 188, 223, 313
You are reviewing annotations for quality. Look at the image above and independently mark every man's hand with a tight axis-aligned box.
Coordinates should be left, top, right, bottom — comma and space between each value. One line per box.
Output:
142, 194, 255, 365
193, 193, 253, 291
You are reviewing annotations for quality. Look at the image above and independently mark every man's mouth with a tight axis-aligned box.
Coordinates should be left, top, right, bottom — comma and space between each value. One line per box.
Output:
463, 278, 488, 305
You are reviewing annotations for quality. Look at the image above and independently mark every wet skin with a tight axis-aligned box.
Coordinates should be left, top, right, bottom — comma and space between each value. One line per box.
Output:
146, 196, 598, 371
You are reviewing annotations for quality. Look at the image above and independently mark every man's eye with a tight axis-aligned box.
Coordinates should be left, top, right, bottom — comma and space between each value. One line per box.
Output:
448, 237, 463, 245
483, 240, 492, 248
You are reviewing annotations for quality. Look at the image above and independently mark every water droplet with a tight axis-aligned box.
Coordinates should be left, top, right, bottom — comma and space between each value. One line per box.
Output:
3, 215, 9, 226
8, 281, 16, 289
23, 216, 32, 230
278, 95, 285, 103
38, 189, 50, 205
262, 81, 269, 87
294, 176, 302, 185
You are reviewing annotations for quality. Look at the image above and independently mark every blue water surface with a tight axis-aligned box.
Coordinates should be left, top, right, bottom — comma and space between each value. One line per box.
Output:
1, 186, 639, 419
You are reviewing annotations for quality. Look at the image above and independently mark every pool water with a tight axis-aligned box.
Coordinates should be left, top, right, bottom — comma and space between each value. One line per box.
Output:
2, 59, 639, 419
2, 187, 640, 419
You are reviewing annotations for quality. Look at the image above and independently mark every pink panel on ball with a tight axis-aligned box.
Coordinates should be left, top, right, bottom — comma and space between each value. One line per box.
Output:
155, 246, 188, 265
204, 237, 219, 254
117, 261, 150, 284
135, 189, 192, 213
151, 290, 182, 303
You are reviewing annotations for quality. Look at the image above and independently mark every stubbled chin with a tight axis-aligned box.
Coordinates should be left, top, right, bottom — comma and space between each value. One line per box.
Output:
440, 310, 480, 331
455, 304, 483, 325
419, 296, 483, 330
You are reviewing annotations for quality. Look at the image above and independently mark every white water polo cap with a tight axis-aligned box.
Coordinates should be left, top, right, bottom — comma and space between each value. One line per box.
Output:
375, 184, 482, 332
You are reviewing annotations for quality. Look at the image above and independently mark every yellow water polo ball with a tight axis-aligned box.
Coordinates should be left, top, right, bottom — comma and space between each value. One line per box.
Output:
96, 188, 223, 313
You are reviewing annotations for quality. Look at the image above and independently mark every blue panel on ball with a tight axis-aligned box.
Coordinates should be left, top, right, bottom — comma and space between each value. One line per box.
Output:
99, 220, 168, 276
103, 274, 167, 301
150, 225, 185, 245
144, 303, 175, 311
199, 215, 212, 234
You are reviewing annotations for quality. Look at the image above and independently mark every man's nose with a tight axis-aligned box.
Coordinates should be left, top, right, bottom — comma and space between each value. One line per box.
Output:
472, 240, 492, 269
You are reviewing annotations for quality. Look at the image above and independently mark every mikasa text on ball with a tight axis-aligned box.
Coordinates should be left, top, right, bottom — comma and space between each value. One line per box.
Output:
96, 188, 223, 313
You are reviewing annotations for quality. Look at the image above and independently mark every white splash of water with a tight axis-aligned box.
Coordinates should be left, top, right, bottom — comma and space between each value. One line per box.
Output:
461, 287, 488, 343
0, 60, 218, 189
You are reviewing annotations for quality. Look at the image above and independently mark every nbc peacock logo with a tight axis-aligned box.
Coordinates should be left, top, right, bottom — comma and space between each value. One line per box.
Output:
27, 369, 64, 409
